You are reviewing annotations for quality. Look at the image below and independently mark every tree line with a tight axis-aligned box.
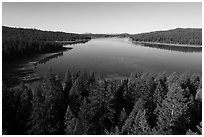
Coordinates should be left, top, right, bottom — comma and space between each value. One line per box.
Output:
133, 42, 202, 53
2, 26, 91, 62
3, 70, 202, 135
131, 28, 202, 45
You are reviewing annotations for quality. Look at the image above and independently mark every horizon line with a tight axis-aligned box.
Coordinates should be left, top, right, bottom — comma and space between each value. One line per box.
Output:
2, 25, 202, 35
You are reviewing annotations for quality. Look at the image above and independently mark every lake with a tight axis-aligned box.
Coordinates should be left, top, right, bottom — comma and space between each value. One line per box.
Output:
35, 38, 202, 79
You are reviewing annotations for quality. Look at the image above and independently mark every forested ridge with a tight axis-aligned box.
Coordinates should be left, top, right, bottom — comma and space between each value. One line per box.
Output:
2, 26, 91, 61
131, 28, 202, 45
84, 33, 131, 38
3, 70, 202, 135
84, 33, 117, 38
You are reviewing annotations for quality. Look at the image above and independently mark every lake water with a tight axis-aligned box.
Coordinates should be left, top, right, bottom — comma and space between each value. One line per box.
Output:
36, 38, 202, 79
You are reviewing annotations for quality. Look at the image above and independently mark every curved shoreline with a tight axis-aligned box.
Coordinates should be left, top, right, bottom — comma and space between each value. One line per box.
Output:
132, 41, 202, 48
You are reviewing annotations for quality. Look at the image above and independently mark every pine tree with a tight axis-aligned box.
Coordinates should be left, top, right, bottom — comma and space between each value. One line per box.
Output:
131, 109, 151, 135
43, 71, 66, 134
27, 85, 47, 134
90, 100, 115, 134
64, 70, 73, 105
155, 83, 192, 135
122, 98, 145, 134
179, 72, 199, 96
111, 79, 127, 125
76, 98, 91, 134
167, 72, 179, 87
118, 108, 128, 130
64, 70, 72, 92
139, 73, 157, 128
195, 88, 202, 100
64, 105, 78, 134
69, 77, 83, 116
2, 84, 17, 134
87, 72, 96, 85
15, 82, 33, 134
189, 74, 201, 97
27, 71, 66, 134
187, 97, 202, 134
153, 72, 168, 105
124, 74, 145, 114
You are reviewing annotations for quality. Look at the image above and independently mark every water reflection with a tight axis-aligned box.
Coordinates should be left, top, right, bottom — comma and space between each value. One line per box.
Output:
37, 41, 88, 65
37, 49, 74, 65
36, 38, 202, 79
57, 39, 90, 45
38, 52, 63, 65
132, 42, 202, 53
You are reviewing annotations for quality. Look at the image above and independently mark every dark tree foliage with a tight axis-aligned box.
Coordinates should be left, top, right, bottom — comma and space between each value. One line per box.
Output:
2, 82, 33, 135
64, 105, 78, 134
110, 79, 127, 126
2, 26, 91, 62
27, 70, 66, 134
155, 83, 191, 134
131, 28, 202, 45
15, 82, 33, 134
153, 72, 168, 105
64, 70, 73, 105
118, 108, 128, 131
121, 98, 145, 134
26, 86, 47, 134
68, 72, 90, 116
2, 84, 17, 134
2, 71, 202, 135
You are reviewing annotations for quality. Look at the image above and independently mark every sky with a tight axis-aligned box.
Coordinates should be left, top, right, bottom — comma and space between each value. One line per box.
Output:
2, 2, 202, 34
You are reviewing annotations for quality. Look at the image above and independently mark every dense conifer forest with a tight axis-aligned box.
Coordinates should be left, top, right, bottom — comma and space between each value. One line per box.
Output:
131, 28, 202, 45
2, 70, 202, 135
2, 26, 91, 61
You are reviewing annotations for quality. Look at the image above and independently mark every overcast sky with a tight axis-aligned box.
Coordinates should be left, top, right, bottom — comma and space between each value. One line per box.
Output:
2, 2, 202, 34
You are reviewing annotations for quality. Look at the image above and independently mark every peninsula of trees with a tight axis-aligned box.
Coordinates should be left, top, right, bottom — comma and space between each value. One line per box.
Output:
2, 26, 91, 61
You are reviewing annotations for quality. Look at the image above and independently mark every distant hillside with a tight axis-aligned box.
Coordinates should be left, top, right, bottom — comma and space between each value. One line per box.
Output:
114, 33, 131, 38
3, 26, 91, 41
2, 26, 91, 61
83, 33, 131, 38
83, 33, 116, 38
131, 28, 202, 45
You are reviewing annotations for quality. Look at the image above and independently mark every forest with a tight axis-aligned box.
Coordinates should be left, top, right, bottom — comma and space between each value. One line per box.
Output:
2, 70, 202, 135
2, 26, 91, 62
131, 28, 202, 45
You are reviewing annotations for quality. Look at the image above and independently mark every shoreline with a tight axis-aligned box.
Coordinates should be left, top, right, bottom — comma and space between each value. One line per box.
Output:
55, 39, 90, 44
3, 39, 89, 87
132, 41, 202, 48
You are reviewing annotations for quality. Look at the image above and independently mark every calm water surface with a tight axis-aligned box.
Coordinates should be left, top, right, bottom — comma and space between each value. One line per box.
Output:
36, 38, 202, 78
